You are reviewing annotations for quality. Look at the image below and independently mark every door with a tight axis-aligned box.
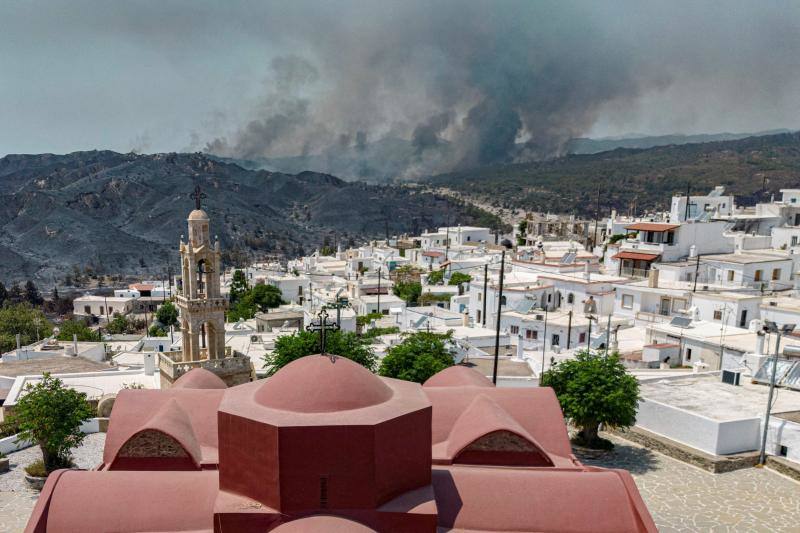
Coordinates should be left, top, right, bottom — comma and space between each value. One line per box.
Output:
739, 309, 748, 328
659, 298, 671, 316
551, 334, 560, 348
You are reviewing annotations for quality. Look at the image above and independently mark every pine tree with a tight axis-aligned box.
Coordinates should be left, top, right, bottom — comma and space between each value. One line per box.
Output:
24, 280, 44, 307
0, 282, 7, 307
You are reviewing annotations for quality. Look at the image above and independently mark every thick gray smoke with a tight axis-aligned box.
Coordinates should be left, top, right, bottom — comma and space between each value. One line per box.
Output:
201, 0, 800, 179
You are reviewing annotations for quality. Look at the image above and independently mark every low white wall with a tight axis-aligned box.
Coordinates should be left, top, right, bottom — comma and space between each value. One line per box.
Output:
636, 398, 760, 455
0, 418, 102, 455
768, 417, 800, 464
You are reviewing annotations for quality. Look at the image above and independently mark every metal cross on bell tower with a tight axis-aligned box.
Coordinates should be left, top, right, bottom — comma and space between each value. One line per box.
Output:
306, 308, 340, 360
190, 184, 207, 211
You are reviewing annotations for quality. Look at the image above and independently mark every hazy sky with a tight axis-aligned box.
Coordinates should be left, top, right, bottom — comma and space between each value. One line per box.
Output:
2, 0, 800, 158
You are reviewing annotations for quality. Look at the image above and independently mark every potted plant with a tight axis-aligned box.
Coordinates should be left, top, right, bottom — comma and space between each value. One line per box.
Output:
11, 373, 93, 490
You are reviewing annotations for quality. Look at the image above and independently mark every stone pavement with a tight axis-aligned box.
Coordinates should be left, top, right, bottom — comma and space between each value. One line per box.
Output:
1, 431, 800, 532
0, 432, 105, 532
576, 435, 800, 532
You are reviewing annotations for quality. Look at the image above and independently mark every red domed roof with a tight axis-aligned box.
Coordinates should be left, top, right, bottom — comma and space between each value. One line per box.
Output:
173, 368, 227, 390
255, 355, 393, 413
272, 515, 376, 532
424, 365, 493, 388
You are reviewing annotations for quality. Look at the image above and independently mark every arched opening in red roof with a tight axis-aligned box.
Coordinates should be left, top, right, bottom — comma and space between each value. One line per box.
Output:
453, 429, 554, 467
111, 429, 200, 471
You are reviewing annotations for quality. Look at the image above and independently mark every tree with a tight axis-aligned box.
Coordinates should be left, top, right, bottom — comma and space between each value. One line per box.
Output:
379, 331, 454, 383
540, 351, 640, 449
229, 270, 249, 304
0, 304, 53, 353
517, 220, 528, 246
8, 283, 24, 304
12, 373, 94, 473
393, 280, 422, 305
0, 281, 7, 307
427, 270, 444, 285
228, 284, 284, 321
56, 319, 100, 342
448, 272, 472, 286
106, 313, 136, 335
155, 301, 179, 328
148, 325, 167, 337
264, 330, 377, 376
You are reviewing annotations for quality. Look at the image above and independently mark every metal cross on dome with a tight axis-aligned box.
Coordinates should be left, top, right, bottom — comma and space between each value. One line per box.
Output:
190, 184, 207, 210
306, 308, 340, 360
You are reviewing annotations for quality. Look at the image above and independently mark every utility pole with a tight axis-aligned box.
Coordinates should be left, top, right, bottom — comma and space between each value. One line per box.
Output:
605, 312, 613, 356
566, 310, 573, 349
492, 240, 513, 384
693, 254, 701, 292
377, 267, 382, 315
592, 185, 601, 250
540, 306, 548, 379
482, 263, 488, 326
759, 322, 796, 465
684, 182, 692, 221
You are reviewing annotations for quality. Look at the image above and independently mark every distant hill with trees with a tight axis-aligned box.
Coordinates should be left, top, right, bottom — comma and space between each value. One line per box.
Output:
426, 131, 800, 216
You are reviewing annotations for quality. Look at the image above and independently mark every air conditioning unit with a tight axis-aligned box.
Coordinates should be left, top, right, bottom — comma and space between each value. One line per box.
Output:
721, 370, 741, 386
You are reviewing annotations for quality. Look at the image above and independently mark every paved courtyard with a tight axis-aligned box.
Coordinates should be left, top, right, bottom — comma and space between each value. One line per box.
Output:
1, 432, 799, 531
0, 433, 104, 532
577, 435, 800, 532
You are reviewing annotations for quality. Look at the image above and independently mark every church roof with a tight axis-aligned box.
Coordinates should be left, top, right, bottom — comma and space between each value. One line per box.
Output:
104, 388, 224, 468
173, 368, 228, 390
271, 515, 377, 532
255, 355, 393, 413
188, 208, 209, 221
423, 365, 493, 388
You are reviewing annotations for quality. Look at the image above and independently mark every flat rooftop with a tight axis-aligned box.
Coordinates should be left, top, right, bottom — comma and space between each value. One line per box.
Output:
702, 252, 790, 264
0, 356, 114, 377
459, 357, 533, 378
640, 373, 800, 421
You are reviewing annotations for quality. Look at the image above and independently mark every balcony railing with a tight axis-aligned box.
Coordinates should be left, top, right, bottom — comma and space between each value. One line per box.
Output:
620, 267, 650, 280
158, 348, 250, 381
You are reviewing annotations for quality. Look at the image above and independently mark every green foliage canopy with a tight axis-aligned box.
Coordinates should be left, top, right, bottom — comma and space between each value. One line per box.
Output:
0, 304, 53, 353
393, 280, 422, 305
540, 351, 639, 448
12, 373, 94, 472
379, 331, 454, 383
228, 283, 284, 321
448, 272, 472, 286
155, 301, 179, 328
56, 319, 100, 342
264, 330, 377, 376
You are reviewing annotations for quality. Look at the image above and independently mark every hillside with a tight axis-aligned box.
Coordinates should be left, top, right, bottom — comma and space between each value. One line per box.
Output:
0, 151, 500, 283
427, 131, 800, 216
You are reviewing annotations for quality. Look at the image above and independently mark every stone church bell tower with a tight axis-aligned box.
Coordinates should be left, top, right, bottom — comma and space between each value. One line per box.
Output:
159, 185, 252, 387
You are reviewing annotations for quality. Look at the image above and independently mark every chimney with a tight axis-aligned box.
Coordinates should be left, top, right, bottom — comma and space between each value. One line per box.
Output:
755, 330, 766, 356
648, 268, 659, 288
143, 353, 156, 376
462, 313, 469, 327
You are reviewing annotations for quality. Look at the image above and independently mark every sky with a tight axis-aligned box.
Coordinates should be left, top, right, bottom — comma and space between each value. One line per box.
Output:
2, 0, 800, 166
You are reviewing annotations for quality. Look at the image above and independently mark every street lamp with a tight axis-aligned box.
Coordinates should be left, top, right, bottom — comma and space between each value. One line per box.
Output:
758, 320, 796, 466
492, 239, 514, 385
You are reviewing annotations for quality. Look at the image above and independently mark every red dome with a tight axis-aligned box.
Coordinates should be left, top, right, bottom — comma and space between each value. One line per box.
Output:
255, 355, 393, 413
272, 515, 376, 532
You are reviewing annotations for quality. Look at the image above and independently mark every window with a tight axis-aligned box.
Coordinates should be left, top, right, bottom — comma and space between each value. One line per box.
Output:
551, 334, 560, 347
713, 309, 723, 320
621, 294, 633, 309
477, 310, 482, 323
525, 329, 537, 340
772, 268, 781, 281
672, 299, 687, 312
567, 293, 574, 304
477, 292, 482, 302
686, 348, 692, 361
754, 269, 763, 282
579, 332, 586, 343
84, 305, 91, 314
99, 306, 104, 315
727, 270, 735, 282
509, 324, 519, 334
500, 295, 507, 306
792, 236, 799, 246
